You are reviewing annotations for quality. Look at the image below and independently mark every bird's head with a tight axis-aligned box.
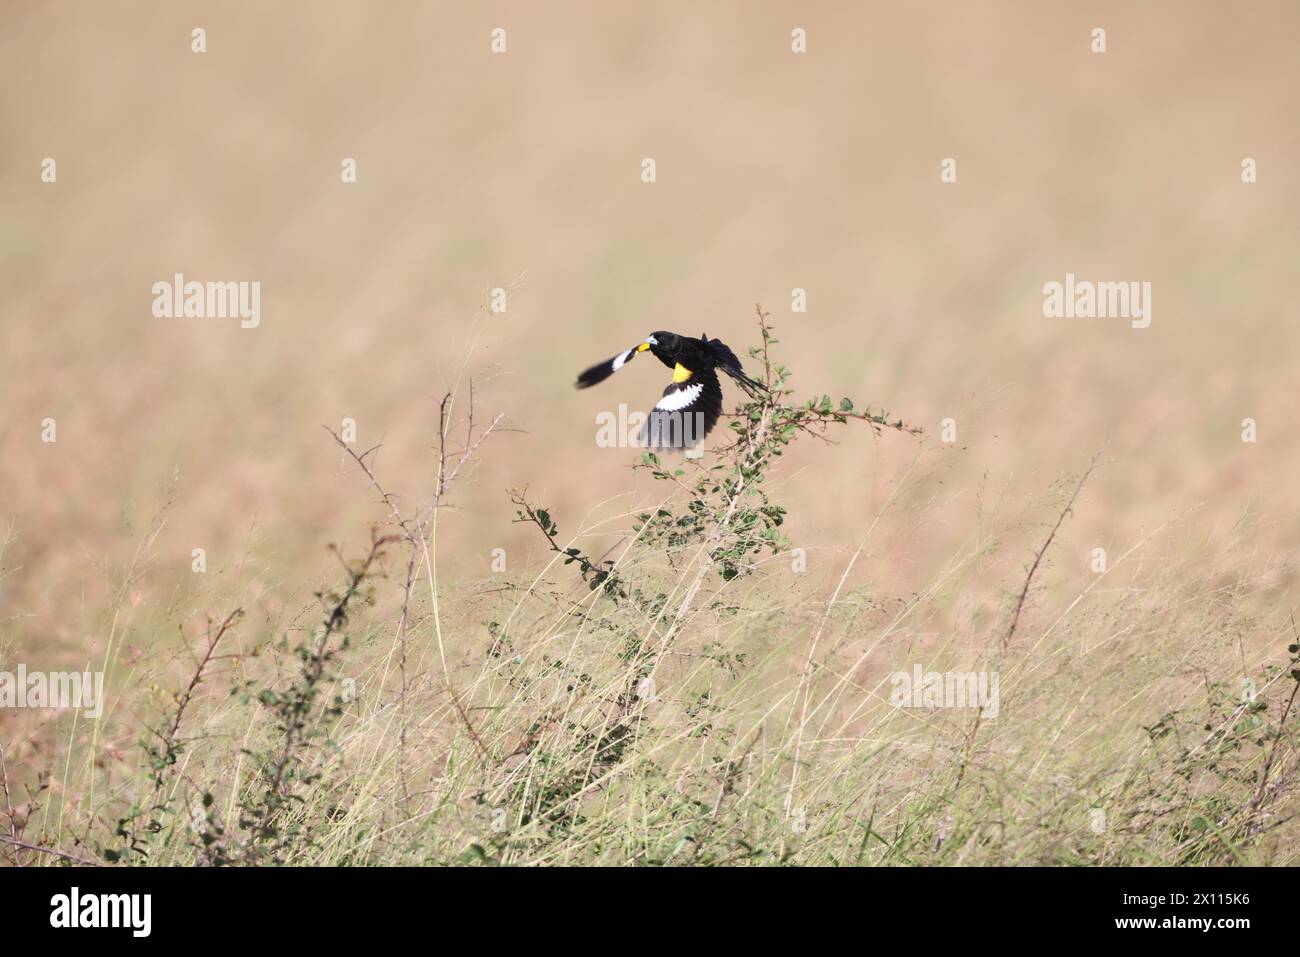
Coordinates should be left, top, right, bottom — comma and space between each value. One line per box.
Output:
637, 331, 680, 362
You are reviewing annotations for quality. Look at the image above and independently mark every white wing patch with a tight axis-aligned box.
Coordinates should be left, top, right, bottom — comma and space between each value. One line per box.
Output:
611, 347, 636, 372
639, 374, 718, 450
654, 382, 703, 411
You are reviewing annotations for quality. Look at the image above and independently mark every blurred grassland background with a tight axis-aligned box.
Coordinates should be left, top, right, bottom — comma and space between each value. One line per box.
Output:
1, 2, 1299, 864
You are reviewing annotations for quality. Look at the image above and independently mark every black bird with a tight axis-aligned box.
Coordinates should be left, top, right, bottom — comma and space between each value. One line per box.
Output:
575, 332, 766, 449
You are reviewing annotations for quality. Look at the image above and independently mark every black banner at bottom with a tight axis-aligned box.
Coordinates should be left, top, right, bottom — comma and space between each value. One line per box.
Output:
0, 865, 1277, 944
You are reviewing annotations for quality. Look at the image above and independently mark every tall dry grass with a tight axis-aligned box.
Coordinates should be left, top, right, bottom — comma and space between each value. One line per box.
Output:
4, 314, 1296, 867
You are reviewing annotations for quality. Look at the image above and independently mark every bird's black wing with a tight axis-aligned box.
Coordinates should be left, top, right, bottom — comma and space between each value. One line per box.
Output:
638, 367, 723, 450
575, 344, 643, 389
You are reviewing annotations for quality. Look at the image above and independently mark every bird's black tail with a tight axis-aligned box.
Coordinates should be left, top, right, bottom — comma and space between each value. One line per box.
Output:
703, 335, 768, 399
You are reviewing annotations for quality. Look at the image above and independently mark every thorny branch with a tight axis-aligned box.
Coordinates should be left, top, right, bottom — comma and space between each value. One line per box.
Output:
326, 377, 507, 800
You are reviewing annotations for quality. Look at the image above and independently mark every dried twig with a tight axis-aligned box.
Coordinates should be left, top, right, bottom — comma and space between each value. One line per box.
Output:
1003, 454, 1100, 652
0, 834, 98, 866
955, 453, 1100, 792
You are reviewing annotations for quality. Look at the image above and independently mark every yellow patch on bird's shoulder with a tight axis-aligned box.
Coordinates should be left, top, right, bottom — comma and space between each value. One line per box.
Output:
672, 363, 693, 383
